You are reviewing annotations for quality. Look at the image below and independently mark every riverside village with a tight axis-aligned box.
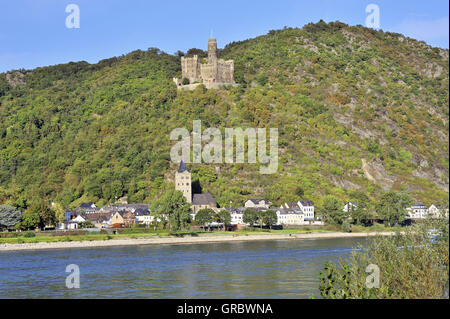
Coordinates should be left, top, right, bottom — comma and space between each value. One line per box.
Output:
49, 159, 448, 232
0, 38, 448, 235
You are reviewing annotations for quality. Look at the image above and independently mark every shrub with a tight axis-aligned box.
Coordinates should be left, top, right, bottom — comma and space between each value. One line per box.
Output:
319, 219, 449, 298
23, 231, 36, 238
341, 221, 352, 233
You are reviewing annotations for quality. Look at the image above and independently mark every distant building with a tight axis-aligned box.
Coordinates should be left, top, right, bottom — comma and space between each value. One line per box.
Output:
343, 201, 359, 213
77, 202, 99, 214
134, 207, 150, 224
192, 193, 218, 214
110, 211, 136, 227
173, 38, 235, 90
407, 203, 428, 219
175, 160, 192, 203
245, 199, 272, 209
82, 212, 112, 228
226, 207, 246, 226
428, 204, 441, 218
276, 209, 304, 226
298, 200, 315, 220
280, 200, 314, 220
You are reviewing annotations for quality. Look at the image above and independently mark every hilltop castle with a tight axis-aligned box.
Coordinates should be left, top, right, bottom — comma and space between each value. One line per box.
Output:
173, 38, 236, 90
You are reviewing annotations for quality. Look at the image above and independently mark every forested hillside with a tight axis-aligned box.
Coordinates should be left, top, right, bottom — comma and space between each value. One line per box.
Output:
0, 21, 448, 211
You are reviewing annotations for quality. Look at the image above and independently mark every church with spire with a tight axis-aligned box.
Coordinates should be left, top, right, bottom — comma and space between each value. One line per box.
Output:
174, 161, 218, 214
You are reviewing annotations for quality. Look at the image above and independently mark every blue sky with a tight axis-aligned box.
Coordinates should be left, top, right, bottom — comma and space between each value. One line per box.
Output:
0, 0, 448, 73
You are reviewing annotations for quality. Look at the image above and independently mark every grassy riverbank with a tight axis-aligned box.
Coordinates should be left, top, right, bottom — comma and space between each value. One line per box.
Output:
0, 224, 400, 245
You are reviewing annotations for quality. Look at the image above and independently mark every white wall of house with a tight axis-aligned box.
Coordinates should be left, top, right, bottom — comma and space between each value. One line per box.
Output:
276, 210, 304, 225
298, 201, 315, 220
230, 212, 244, 225
407, 204, 428, 219
427, 205, 441, 218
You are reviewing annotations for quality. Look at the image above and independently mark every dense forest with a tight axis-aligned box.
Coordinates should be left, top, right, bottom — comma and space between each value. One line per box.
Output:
0, 21, 448, 212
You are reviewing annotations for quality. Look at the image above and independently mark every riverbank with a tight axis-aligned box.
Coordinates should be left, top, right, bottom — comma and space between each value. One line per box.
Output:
0, 231, 395, 252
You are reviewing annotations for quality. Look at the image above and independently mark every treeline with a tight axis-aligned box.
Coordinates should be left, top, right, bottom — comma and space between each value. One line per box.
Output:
0, 21, 448, 213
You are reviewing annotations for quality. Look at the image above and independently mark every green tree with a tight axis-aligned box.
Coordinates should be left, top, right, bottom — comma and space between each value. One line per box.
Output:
20, 208, 41, 230
375, 191, 413, 226
51, 202, 66, 225
216, 210, 231, 231
243, 209, 258, 227
151, 189, 192, 232
0, 205, 22, 230
322, 196, 346, 225
262, 209, 277, 229
21, 202, 55, 230
196, 208, 215, 231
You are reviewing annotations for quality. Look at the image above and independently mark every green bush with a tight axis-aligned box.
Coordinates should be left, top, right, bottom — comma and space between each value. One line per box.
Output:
341, 221, 352, 233
319, 219, 449, 298
23, 231, 36, 238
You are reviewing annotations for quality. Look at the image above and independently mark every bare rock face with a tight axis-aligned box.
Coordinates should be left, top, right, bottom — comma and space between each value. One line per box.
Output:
361, 158, 396, 191
6, 71, 26, 87
330, 176, 362, 190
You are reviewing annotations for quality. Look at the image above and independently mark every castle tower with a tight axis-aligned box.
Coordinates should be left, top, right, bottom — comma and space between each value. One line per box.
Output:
175, 160, 192, 203
208, 38, 218, 64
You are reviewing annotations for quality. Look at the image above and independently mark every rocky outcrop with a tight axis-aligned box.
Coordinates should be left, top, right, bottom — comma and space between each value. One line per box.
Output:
361, 158, 396, 191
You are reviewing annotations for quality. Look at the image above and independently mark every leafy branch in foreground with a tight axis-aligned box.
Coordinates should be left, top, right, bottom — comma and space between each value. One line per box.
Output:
319, 218, 449, 299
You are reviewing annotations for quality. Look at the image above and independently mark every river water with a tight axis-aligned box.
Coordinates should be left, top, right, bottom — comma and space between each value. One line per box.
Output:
0, 237, 367, 298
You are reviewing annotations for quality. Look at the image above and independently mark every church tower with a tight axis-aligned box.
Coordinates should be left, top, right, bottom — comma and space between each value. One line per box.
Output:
175, 160, 192, 203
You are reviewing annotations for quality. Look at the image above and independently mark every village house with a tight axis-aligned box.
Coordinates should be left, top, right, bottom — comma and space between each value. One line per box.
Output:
192, 193, 219, 214
226, 207, 246, 226
298, 200, 315, 220
276, 209, 304, 226
77, 202, 99, 214
174, 161, 219, 215
280, 200, 315, 221
427, 204, 443, 218
343, 201, 359, 213
82, 212, 112, 228
134, 207, 151, 224
407, 203, 428, 219
245, 198, 272, 209
110, 210, 136, 227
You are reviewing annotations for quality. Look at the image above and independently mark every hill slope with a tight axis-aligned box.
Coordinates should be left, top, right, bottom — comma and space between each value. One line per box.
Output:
0, 21, 448, 210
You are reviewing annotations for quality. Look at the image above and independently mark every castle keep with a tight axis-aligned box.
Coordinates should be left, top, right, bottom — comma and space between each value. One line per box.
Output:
174, 38, 236, 90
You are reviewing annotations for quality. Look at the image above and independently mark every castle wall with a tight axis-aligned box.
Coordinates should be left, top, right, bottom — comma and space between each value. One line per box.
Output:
178, 38, 235, 88
181, 55, 201, 83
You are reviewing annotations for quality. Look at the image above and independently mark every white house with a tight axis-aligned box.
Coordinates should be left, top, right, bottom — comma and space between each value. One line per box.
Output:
427, 204, 441, 218
134, 208, 150, 224
407, 203, 428, 219
298, 200, 315, 220
280, 200, 315, 220
276, 209, 304, 226
343, 201, 359, 213
230, 211, 244, 225
245, 199, 272, 209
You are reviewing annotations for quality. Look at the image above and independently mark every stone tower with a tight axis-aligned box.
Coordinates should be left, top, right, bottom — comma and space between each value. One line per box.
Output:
174, 38, 235, 89
208, 38, 218, 64
175, 160, 192, 203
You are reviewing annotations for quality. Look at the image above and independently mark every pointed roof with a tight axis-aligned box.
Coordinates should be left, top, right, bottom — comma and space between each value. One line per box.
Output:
177, 160, 190, 173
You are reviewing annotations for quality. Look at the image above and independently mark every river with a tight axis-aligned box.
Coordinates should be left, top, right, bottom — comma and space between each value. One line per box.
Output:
0, 237, 367, 298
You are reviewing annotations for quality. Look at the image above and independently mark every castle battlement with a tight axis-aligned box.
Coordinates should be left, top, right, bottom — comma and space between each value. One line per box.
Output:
174, 38, 236, 90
